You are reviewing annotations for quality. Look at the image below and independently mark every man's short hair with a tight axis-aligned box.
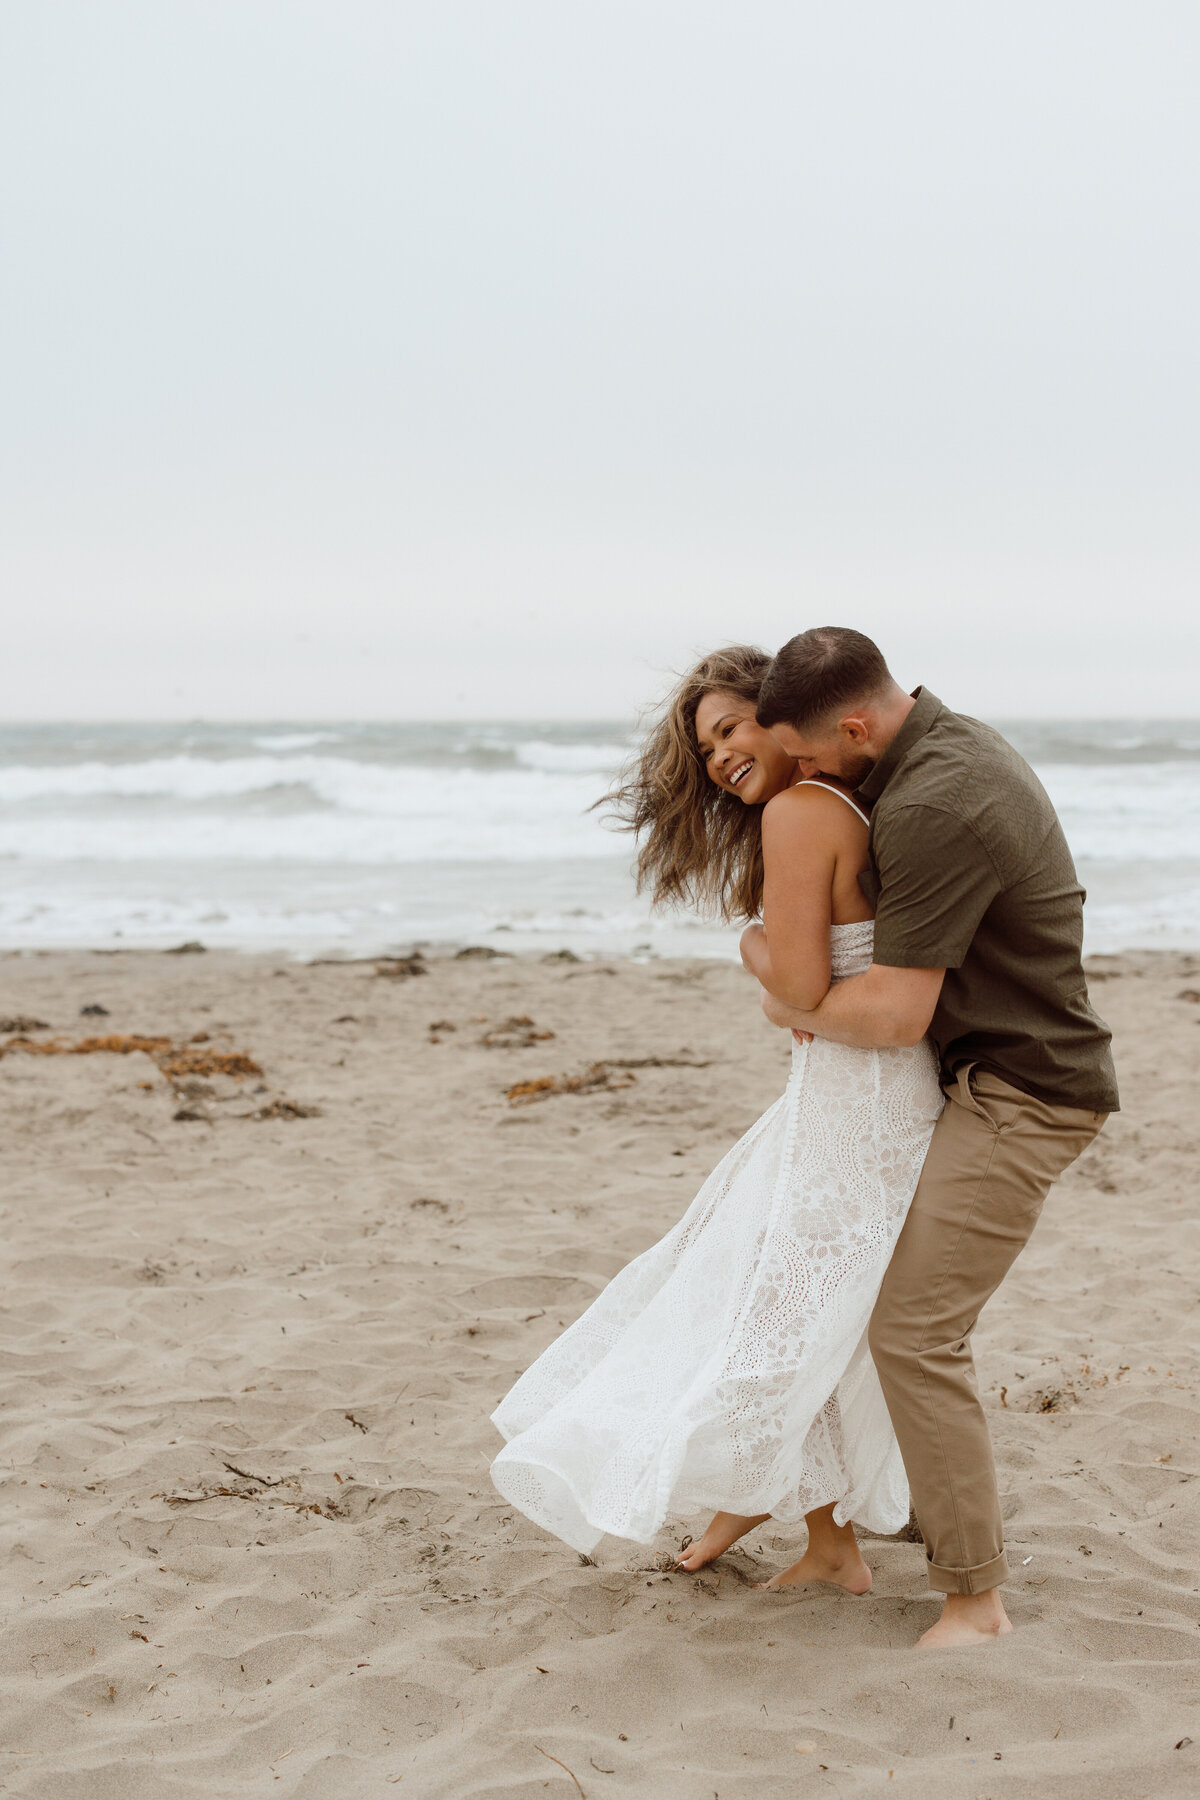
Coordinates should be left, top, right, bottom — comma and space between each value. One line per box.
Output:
756, 626, 892, 731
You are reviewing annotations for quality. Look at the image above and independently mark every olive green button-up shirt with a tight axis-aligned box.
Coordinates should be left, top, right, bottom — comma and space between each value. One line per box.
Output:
856, 688, 1119, 1112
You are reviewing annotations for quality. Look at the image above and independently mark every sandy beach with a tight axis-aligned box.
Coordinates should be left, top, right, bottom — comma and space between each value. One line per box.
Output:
1, 943, 1198, 1799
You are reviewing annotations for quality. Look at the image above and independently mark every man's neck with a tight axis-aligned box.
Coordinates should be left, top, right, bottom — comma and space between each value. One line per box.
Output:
866, 684, 918, 760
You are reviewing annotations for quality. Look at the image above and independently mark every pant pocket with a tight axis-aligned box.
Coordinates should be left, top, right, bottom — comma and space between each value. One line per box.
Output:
952, 1064, 1022, 1136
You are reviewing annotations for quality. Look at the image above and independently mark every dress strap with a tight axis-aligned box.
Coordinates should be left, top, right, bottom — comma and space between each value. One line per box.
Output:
795, 779, 871, 827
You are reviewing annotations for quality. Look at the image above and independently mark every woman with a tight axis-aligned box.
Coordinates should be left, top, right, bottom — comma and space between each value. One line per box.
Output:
490, 647, 942, 1592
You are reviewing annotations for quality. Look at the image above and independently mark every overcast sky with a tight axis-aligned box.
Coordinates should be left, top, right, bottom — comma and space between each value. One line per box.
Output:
2, 2, 1198, 720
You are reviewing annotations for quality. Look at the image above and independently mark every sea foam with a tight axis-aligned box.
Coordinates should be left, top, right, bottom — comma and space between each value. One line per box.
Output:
0, 720, 1196, 953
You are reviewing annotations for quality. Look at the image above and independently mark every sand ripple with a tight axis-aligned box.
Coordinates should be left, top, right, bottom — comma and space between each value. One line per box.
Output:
1, 949, 1197, 1797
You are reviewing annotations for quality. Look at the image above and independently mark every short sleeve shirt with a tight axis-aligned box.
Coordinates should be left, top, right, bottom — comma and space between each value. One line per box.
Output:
856, 689, 1119, 1112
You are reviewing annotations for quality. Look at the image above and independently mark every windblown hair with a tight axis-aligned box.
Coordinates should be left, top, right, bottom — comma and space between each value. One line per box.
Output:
756, 626, 892, 731
600, 645, 774, 921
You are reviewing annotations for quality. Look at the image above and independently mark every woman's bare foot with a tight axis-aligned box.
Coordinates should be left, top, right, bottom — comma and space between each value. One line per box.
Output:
756, 1540, 873, 1594
915, 1590, 1012, 1648
755, 1503, 872, 1594
676, 1511, 770, 1571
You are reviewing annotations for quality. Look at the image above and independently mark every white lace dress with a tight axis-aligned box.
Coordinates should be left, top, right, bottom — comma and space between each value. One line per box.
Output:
490, 921, 944, 1553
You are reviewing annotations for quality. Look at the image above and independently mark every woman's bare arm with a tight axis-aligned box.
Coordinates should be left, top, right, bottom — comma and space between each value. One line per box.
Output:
739, 785, 864, 1010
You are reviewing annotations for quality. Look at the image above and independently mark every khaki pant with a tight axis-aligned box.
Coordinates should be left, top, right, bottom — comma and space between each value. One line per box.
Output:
868, 1066, 1107, 1594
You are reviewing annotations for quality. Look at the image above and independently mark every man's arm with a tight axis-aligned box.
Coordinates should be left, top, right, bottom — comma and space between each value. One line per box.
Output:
773, 962, 946, 1049
771, 802, 998, 1048
759, 983, 817, 1031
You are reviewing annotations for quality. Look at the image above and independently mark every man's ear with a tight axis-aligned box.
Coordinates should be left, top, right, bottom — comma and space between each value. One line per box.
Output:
838, 714, 871, 747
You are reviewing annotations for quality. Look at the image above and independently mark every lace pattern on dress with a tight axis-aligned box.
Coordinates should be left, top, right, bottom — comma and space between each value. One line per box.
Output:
490, 922, 943, 1552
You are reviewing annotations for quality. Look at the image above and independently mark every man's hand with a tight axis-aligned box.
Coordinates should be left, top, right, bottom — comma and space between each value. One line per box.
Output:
760, 985, 815, 1042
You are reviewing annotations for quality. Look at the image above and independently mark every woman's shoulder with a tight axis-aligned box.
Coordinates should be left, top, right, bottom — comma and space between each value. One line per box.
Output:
763, 782, 868, 837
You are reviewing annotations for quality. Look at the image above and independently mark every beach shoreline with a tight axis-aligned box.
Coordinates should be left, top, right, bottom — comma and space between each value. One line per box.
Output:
4, 716, 1200, 962
2, 945, 1198, 1796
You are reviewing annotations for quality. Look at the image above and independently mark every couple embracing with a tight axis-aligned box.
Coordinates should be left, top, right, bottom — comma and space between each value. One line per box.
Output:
491, 627, 1118, 1650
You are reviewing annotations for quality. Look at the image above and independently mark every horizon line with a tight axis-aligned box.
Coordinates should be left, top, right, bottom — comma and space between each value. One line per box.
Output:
2, 712, 1200, 728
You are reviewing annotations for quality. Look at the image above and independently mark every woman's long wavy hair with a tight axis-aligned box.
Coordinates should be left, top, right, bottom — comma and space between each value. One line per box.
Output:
601, 645, 776, 922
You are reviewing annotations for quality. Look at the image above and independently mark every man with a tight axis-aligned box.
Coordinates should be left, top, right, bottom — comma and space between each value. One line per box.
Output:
741, 626, 1117, 1649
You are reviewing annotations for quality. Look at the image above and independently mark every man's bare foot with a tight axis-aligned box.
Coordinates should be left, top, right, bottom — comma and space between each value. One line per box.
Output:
916, 1590, 1013, 1648
676, 1512, 770, 1571
755, 1539, 873, 1595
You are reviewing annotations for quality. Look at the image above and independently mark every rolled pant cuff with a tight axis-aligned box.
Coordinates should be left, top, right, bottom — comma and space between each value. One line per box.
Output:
925, 1549, 1009, 1595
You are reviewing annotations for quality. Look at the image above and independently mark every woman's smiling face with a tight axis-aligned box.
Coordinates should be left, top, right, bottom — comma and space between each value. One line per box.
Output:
694, 689, 799, 805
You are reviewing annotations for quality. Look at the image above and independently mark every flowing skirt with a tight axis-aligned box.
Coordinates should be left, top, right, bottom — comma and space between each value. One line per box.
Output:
490, 1034, 943, 1553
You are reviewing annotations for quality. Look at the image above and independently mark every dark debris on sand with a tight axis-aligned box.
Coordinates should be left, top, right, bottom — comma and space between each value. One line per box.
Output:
374, 953, 428, 980
479, 1015, 556, 1050
507, 1062, 638, 1105
250, 1099, 322, 1120
0, 1028, 317, 1126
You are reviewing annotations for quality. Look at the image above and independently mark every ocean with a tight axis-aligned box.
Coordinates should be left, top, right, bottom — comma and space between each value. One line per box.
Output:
1, 719, 1198, 958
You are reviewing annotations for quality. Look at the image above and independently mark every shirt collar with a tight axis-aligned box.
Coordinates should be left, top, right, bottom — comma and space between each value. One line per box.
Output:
855, 686, 943, 806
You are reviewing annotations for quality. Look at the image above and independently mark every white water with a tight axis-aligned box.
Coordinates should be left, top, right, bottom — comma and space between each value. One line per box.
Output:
1, 721, 1197, 955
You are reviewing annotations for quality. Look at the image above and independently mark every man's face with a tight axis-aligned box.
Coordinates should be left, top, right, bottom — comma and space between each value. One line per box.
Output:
766, 718, 875, 787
